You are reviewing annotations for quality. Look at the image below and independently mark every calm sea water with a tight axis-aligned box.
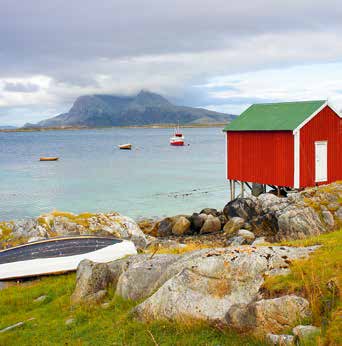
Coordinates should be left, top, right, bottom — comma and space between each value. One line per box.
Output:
0, 127, 230, 221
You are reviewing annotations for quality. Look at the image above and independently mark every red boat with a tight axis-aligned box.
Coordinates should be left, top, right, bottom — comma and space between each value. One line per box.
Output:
170, 125, 185, 146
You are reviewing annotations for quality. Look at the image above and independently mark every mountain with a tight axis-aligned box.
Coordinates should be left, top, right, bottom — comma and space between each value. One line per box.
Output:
0, 125, 17, 129
24, 91, 236, 128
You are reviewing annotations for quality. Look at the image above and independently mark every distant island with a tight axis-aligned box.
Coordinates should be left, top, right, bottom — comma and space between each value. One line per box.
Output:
23, 90, 236, 128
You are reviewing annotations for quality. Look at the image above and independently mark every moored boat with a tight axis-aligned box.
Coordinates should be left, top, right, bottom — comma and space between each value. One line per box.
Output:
0, 236, 137, 280
40, 157, 59, 161
170, 124, 185, 146
118, 144, 132, 150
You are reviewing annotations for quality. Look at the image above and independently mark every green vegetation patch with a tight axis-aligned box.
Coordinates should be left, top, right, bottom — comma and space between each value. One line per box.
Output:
263, 229, 342, 345
0, 275, 262, 346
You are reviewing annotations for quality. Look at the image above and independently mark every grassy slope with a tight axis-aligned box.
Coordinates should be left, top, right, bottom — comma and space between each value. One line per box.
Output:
0, 231, 340, 345
0, 275, 261, 346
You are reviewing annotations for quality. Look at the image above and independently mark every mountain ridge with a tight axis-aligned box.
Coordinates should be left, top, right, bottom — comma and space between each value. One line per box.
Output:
25, 91, 236, 128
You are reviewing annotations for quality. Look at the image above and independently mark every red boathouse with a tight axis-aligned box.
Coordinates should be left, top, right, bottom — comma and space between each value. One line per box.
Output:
223, 100, 342, 192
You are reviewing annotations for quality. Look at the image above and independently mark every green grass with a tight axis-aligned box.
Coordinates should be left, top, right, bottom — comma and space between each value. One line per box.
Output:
0, 275, 262, 346
263, 229, 342, 345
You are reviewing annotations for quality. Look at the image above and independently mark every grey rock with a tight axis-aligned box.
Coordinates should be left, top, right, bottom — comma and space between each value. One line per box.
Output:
65, 318, 74, 326
226, 236, 246, 246
292, 325, 320, 341
172, 216, 191, 236
156, 217, 174, 237
115, 254, 179, 300
321, 210, 335, 229
223, 217, 245, 235
266, 333, 295, 345
200, 208, 219, 216
71, 259, 113, 304
335, 207, 342, 221
252, 183, 264, 197
237, 229, 255, 242
190, 213, 206, 232
252, 237, 267, 246
226, 295, 311, 336
134, 246, 316, 325
223, 196, 261, 220
34, 295, 47, 303
200, 215, 222, 234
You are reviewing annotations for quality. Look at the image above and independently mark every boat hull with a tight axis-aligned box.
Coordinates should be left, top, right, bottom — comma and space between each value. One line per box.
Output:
40, 157, 59, 161
0, 237, 137, 280
170, 141, 184, 146
118, 144, 132, 150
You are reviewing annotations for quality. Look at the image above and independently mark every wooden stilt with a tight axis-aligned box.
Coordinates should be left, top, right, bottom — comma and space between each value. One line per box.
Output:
232, 180, 236, 199
229, 180, 233, 200
241, 182, 245, 198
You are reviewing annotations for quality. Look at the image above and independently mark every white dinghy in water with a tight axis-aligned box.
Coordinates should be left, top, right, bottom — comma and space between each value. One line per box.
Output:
0, 236, 137, 280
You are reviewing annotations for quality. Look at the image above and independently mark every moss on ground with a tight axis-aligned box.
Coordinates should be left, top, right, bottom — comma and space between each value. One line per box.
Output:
0, 275, 261, 346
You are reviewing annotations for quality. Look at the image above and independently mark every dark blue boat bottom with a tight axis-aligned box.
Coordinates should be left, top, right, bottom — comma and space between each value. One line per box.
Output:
0, 237, 122, 265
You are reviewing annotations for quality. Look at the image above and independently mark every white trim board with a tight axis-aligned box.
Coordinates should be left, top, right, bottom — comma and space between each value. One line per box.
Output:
293, 130, 300, 189
293, 101, 342, 134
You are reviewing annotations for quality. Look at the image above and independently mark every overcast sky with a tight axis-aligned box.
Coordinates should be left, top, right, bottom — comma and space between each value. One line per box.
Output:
1, 0, 342, 125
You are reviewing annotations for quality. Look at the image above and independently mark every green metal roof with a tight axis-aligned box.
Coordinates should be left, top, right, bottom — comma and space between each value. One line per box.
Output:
223, 100, 326, 131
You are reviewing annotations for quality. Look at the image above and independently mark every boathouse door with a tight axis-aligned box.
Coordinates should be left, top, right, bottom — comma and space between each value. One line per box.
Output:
315, 141, 328, 183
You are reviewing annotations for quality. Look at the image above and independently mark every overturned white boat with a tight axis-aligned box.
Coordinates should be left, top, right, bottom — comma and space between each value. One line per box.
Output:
0, 236, 137, 280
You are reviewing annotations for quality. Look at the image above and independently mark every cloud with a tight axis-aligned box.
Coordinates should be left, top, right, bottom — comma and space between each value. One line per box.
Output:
4, 82, 40, 93
0, 0, 342, 124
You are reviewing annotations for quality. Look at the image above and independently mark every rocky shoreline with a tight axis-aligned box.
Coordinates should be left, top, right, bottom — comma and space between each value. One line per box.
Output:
0, 182, 341, 344
1, 182, 341, 251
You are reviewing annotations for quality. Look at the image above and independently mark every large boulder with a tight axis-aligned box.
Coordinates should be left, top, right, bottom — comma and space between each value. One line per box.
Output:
276, 206, 326, 241
223, 197, 261, 221
71, 259, 114, 304
172, 217, 191, 236
199, 215, 222, 234
200, 208, 219, 216
133, 246, 316, 324
226, 295, 311, 336
189, 213, 206, 232
115, 254, 179, 300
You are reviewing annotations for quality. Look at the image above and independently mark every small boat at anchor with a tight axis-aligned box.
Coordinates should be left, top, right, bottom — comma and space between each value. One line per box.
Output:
170, 124, 184, 146
118, 144, 132, 150
0, 236, 137, 280
40, 157, 59, 161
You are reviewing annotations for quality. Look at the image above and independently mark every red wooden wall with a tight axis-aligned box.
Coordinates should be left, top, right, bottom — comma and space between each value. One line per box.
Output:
227, 131, 294, 187
300, 106, 342, 187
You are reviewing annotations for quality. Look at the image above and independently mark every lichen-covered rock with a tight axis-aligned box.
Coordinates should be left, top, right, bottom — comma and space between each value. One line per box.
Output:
133, 246, 316, 324
200, 215, 221, 234
226, 295, 311, 336
2, 212, 148, 249
172, 216, 191, 236
223, 217, 245, 235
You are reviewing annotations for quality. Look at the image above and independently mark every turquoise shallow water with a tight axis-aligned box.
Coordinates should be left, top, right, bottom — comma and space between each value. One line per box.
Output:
0, 127, 230, 221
